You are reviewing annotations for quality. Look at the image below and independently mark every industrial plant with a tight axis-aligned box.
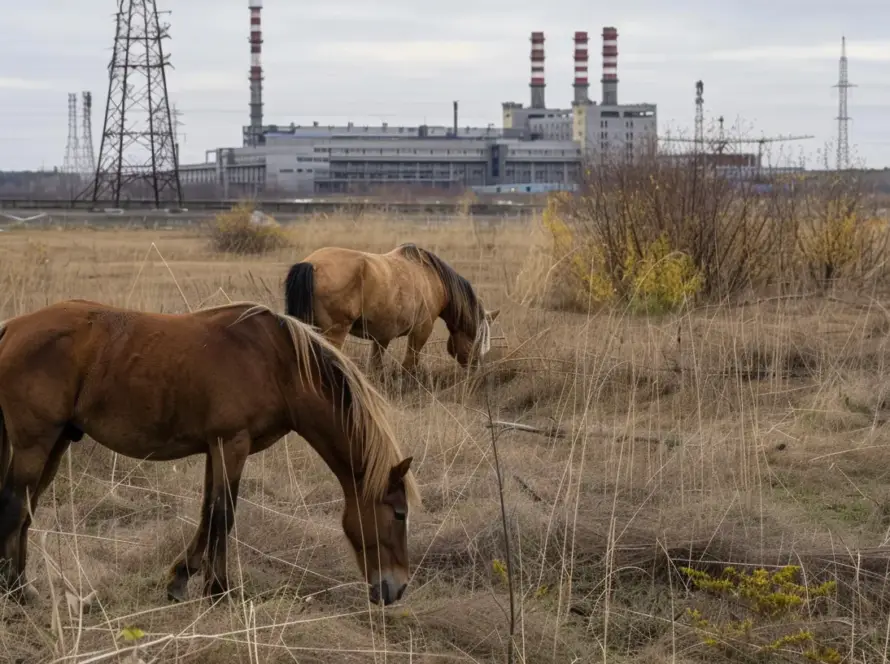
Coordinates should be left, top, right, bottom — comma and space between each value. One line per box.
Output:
177, 1, 658, 196
53, 1, 858, 206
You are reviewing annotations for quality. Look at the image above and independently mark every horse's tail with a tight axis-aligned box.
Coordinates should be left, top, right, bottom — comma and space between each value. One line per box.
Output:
284, 262, 315, 325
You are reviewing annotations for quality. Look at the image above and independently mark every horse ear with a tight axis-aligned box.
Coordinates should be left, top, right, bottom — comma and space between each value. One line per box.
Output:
390, 457, 413, 483
486, 308, 500, 322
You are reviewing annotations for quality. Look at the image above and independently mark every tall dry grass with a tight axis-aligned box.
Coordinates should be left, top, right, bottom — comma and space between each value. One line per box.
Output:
0, 200, 889, 662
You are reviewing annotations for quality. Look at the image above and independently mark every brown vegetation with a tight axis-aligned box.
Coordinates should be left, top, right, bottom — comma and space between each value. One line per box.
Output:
0, 175, 889, 662
207, 201, 290, 254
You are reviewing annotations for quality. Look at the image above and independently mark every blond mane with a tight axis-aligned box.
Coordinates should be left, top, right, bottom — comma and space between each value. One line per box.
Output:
202, 301, 421, 508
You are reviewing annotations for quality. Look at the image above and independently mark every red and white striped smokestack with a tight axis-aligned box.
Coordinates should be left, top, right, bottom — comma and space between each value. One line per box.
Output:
530, 31, 545, 109
248, 0, 264, 146
573, 31, 589, 104
601, 26, 618, 105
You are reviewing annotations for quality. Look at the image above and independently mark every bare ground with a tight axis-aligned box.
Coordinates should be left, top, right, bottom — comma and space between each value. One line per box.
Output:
1, 214, 889, 663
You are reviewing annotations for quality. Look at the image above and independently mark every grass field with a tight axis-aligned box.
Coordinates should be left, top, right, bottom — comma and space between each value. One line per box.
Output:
1, 213, 889, 663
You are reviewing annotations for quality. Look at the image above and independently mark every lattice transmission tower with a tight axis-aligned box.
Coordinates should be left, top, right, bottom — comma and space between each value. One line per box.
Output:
834, 36, 855, 170
84, 0, 182, 206
63, 93, 80, 174
78, 92, 96, 176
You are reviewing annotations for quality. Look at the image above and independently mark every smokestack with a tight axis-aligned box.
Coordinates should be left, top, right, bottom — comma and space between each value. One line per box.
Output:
248, 0, 264, 146
453, 100, 459, 137
601, 26, 618, 105
530, 31, 545, 109
573, 31, 590, 104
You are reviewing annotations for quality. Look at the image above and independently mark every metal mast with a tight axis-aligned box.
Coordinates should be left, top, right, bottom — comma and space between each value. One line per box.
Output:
78, 92, 96, 176
834, 36, 854, 170
694, 80, 704, 153
63, 93, 80, 174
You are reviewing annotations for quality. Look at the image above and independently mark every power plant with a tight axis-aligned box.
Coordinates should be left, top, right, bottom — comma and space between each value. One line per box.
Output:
177, 4, 658, 196
57, 2, 842, 200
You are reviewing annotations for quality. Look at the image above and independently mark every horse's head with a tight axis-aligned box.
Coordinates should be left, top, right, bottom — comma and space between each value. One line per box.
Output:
447, 307, 500, 367
342, 457, 414, 605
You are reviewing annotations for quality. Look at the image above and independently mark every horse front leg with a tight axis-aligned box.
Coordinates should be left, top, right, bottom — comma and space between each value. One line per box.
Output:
166, 453, 213, 602
369, 339, 390, 374
402, 322, 434, 373
203, 432, 250, 603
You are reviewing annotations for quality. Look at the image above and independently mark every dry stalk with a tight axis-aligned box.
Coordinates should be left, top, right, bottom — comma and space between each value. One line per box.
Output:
479, 354, 517, 664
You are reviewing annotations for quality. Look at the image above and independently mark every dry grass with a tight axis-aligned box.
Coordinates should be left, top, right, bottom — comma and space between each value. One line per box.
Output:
1, 212, 890, 663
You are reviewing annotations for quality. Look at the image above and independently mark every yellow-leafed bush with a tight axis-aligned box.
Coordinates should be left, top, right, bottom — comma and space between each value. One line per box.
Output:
681, 565, 840, 662
542, 195, 615, 306
541, 192, 702, 312
797, 194, 890, 288
533, 155, 889, 311
621, 233, 703, 313
209, 202, 291, 254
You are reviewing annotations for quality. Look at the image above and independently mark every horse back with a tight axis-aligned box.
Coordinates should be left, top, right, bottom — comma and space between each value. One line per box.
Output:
0, 301, 293, 444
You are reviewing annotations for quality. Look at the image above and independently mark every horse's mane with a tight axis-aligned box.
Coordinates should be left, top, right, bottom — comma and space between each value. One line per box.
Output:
397, 243, 483, 338
199, 301, 420, 508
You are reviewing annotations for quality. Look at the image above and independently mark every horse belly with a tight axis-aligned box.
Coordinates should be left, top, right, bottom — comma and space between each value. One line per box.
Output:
73, 386, 215, 461
349, 316, 388, 341
83, 425, 206, 462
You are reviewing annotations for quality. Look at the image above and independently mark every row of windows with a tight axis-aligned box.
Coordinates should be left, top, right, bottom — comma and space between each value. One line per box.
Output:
312, 147, 580, 157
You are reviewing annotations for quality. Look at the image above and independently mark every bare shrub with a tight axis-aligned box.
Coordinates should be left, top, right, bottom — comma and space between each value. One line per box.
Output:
208, 201, 291, 254
541, 151, 887, 311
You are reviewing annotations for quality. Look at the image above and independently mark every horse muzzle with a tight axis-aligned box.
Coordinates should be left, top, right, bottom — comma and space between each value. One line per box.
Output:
369, 578, 407, 606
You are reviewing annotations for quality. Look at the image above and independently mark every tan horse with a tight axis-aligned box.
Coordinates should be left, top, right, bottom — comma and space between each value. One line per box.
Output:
284, 243, 500, 372
0, 299, 419, 605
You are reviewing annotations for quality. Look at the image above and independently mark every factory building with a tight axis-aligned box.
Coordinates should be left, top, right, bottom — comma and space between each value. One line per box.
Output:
177, 5, 658, 195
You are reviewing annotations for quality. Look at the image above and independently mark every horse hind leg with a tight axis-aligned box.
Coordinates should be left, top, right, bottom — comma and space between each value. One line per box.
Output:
15, 436, 73, 600
166, 452, 213, 602
0, 425, 64, 599
203, 432, 250, 603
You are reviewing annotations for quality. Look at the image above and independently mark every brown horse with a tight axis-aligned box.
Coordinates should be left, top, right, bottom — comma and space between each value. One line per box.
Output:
0, 299, 420, 605
284, 243, 500, 372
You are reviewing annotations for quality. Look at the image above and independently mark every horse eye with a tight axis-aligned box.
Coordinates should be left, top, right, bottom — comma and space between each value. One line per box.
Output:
393, 509, 407, 521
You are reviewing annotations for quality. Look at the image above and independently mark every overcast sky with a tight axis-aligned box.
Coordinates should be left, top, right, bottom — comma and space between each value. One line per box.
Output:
2, 0, 888, 171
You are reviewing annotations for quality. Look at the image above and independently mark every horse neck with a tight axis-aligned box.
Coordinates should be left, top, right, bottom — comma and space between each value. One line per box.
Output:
427, 271, 465, 335
289, 389, 367, 493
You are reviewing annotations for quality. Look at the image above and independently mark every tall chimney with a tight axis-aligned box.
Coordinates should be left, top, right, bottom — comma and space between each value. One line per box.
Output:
601, 26, 618, 106
453, 100, 459, 137
248, 0, 264, 147
530, 31, 545, 109
573, 31, 590, 104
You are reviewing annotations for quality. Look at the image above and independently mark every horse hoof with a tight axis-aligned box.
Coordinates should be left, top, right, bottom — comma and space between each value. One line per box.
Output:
203, 582, 231, 605
166, 583, 189, 603
6, 581, 38, 604
21, 583, 39, 602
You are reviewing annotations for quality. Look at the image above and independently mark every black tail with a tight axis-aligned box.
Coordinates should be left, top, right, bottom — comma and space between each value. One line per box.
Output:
284, 262, 315, 325
0, 408, 22, 542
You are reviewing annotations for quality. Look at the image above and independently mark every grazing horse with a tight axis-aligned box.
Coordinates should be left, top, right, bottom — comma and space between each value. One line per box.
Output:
0, 299, 420, 605
284, 243, 500, 372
